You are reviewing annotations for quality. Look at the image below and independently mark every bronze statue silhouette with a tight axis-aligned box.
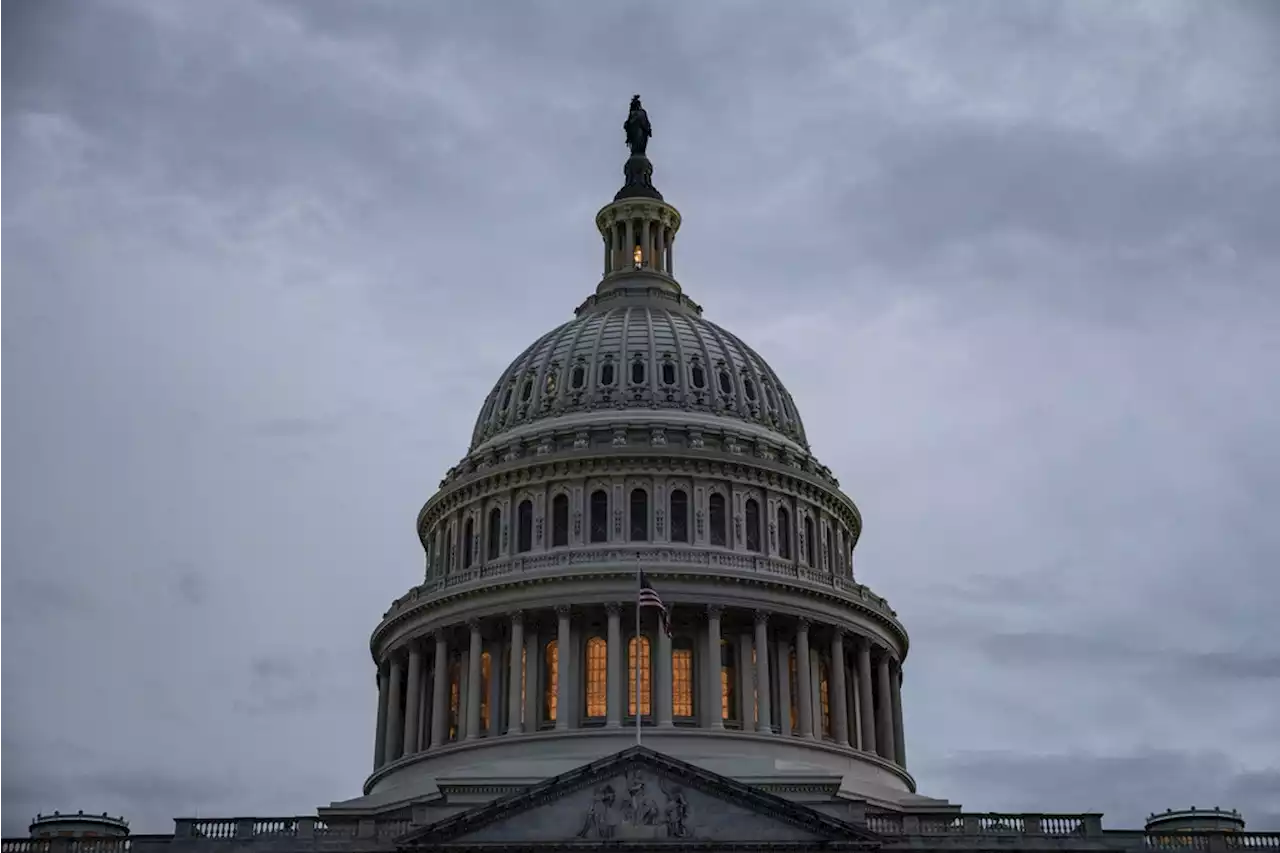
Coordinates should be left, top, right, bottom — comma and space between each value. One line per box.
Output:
624, 95, 652, 157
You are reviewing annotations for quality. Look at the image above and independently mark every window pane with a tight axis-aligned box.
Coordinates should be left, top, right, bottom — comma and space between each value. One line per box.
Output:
552, 494, 569, 547
630, 488, 649, 541
517, 500, 533, 553
672, 647, 694, 717
709, 493, 727, 546
628, 636, 652, 716
777, 507, 791, 559
590, 490, 609, 543
820, 660, 831, 737
670, 490, 689, 543
544, 641, 558, 722
487, 508, 502, 559
480, 651, 491, 731
585, 637, 608, 718
745, 499, 761, 552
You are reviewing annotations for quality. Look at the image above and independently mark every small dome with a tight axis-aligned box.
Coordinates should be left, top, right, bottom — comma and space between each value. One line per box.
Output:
469, 302, 808, 452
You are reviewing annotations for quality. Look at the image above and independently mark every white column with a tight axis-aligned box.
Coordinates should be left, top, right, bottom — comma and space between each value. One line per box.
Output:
774, 637, 791, 736
876, 650, 895, 761
737, 631, 753, 729
430, 633, 449, 749
641, 220, 651, 268
507, 612, 524, 735
556, 605, 572, 730
403, 644, 423, 754
606, 603, 623, 728
830, 631, 848, 747
384, 655, 403, 763
523, 624, 539, 730
795, 620, 813, 739
754, 611, 772, 733
857, 637, 876, 753
705, 605, 724, 729
892, 660, 906, 767
656, 608, 673, 727
373, 664, 389, 769
466, 620, 483, 740
487, 639, 502, 736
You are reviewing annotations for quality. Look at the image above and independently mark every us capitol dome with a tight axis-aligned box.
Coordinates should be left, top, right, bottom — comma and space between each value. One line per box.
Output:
11, 97, 1272, 851
357, 95, 921, 812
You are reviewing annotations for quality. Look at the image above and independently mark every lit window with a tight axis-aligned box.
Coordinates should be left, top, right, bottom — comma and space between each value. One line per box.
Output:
720, 639, 735, 721
544, 641, 558, 723
819, 659, 831, 738
585, 637, 608, 718
449, 659, 461, 741
672, 643, 694, 717
480, 651, 491, 732
629, 636, 652, 716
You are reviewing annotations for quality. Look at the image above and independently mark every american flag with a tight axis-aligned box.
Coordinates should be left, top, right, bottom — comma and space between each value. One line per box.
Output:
638, 571, 671, 636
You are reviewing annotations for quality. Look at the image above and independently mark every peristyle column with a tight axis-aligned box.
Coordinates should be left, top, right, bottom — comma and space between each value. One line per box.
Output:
856, 637, 876, 753
829, 631, 848, 747
606, 603, 623, 728
754, 612, 772, 733
556, 605, 572, 730
466, 620, 483, 739
656, 609, 673, 727
403, 644, 423, 754
507, 612, 524, 735
373, 663, 389, 770
384, 655, 404, 764
891, 659, 906, 768
876, 650, 895, 761
705, 605, 724, 729
774, 637, 791, 736
430, 633, 449, 748
795, 619, 814, 739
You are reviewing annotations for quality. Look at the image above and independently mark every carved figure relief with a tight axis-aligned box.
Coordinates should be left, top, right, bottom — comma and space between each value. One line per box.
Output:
577, 769, 691, 840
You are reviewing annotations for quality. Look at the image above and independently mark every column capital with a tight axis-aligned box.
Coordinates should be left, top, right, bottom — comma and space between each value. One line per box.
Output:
796, 617, 810, 633
466, 618, 481, 633
555, 604, 572, 618
753, 609, 770, 626
707, 604, 724, 618
508, 610, 524, 626
605, 602, 622, 616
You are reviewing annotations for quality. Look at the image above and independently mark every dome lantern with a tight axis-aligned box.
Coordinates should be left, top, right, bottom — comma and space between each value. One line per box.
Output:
595, 95, 683, 295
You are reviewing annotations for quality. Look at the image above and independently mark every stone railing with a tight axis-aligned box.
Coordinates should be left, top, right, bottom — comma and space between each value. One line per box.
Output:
384, 547, 898, 623
4, 817, 1276, 851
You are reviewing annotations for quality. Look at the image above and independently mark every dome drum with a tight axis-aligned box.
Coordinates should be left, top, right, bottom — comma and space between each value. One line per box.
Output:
364, 597, 912, 799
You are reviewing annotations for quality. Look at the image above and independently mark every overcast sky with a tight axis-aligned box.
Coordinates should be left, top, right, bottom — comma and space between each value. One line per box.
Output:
4, 0, 1279, 836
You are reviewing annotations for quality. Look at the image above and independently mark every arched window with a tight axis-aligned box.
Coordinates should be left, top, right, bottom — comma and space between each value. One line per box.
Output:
589, 490, 609, 543
487, 507, 502, 560
672, 638, 695, 718
517, 499, 534, 553
585, 637, 608, 719
825, 527, 835, 572
543, 640, 559, 724
804, 515, 816, 566
669, 489, 689, 543
720, 639, 735, 722
629, 488, 649, 542
480, 651, 492, 732
628, 636, 652, 716
819, 657, 831, 739
445, 527, 455, 573
744, 498, 761, 552
690, 363, 706, 389
462, 517, 474, 569
709, 493, 727, 547
551, 494, 569, 547
777, 506, 792, 559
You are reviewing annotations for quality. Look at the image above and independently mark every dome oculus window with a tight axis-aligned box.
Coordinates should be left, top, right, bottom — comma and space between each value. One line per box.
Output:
571, 363, 587, 389
501, 387, 513, 410
718, 370, 733, 396
661, 360, 676, 386
630, 357, 645, 385
743, 377, 757, 402
600, 360, 616, 387
690, 363, 707, 389
520, 377, 534, 403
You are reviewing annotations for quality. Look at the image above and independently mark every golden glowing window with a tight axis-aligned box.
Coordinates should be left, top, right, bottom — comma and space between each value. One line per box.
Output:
586, 637, 608, 718
819, 659, 831, 738
544, 641, 559, 722
448, 660, 461, 741
720, 639, 735, 721
480, 651, 491, 732
628, 636, 652, 716
672, 645, 694, 717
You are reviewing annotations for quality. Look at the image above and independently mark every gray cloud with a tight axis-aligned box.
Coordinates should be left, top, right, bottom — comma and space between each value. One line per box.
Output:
4, 0, 1278, 836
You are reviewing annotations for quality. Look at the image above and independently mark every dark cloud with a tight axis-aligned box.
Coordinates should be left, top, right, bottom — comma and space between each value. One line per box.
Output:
4, 0, 1277, 837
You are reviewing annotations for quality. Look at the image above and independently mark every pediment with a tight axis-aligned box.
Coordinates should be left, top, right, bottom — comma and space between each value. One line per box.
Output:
400, 746, 881, 847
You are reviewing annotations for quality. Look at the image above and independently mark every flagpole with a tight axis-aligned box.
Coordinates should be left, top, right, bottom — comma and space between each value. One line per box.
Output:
635, 564, 643, 746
